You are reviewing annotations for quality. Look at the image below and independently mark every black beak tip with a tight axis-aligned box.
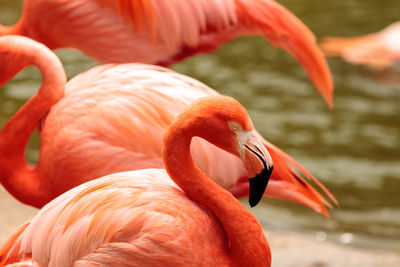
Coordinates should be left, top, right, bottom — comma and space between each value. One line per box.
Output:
249, 197, 259, 208
248, 166, 273, 208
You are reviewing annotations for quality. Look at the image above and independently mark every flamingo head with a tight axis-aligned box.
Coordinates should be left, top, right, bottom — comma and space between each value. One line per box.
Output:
181, 95, 274, 207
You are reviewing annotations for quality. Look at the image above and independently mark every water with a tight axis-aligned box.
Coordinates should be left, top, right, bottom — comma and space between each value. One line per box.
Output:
1, 0, 399, 252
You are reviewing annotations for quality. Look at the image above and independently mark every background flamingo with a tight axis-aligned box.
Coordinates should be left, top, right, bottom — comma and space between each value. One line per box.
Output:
0, 0, 333, 106
0, 36, 336, 216
0, 96, 273, 267
320, 21, 400, 69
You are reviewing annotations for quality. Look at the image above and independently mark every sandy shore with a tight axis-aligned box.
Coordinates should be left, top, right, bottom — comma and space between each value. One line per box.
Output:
1, 187, 399, 266
267, 230, 400, 267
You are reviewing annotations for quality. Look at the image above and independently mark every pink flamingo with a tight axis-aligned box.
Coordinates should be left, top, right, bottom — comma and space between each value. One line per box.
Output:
0, 36, 336, 216
0, 0, 333, 106
320, 21, 400, 69
0, 95, 273, 266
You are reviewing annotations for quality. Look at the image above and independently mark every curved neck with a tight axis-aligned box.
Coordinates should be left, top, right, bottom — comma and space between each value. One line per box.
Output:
0, 37, 66, 207
162, 117, 271, 267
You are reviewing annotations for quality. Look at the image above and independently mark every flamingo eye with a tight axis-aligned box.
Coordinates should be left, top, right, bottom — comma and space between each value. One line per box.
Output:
230, 123, 240, 133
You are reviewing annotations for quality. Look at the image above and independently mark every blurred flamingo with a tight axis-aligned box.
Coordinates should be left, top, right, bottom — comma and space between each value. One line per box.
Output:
0, 96, 273, 267
0, 36, 337, 216
320, 21, 400, 69
0, 0, 333, 106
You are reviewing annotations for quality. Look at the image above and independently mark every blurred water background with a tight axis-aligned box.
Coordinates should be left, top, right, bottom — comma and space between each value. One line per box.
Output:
0, 0, 399, 252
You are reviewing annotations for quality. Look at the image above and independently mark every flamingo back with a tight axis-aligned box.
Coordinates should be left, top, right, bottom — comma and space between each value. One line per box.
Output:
1, 170, 230, 267
38, 64, 246, 197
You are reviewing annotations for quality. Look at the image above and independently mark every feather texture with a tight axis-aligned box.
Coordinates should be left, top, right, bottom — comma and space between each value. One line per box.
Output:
2, 0, 333, 105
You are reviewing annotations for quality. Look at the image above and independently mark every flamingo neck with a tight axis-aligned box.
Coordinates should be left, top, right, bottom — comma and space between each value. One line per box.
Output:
162, 117, 271, 267
0, 37, 66, 207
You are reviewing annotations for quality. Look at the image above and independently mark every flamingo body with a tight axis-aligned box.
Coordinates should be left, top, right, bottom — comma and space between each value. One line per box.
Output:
1, 170, 230, 266
0, 36, 336, 216
320, 21, 400, 69
1, 96, 272, 267
0, 0, 333, 105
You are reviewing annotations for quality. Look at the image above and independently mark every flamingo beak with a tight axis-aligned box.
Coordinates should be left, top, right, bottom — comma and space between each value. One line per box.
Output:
240, 132, 274, 207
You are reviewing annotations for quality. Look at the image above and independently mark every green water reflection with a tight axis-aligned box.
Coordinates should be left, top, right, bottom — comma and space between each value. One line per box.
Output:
1, 0, 399, 251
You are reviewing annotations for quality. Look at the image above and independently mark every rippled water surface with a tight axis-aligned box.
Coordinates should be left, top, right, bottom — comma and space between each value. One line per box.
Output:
1, 0, 399, 251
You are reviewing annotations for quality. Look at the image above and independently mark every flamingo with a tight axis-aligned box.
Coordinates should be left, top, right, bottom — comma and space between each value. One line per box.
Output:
0, 95, 274, 266
0, 0, 333, 106
320, 21, 400, 69
0, 36, 337, 216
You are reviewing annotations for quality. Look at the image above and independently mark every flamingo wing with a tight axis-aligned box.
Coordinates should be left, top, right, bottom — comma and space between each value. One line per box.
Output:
261, 138, 337, 216
0, 170, 228, 267
93, 0, 332, 105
